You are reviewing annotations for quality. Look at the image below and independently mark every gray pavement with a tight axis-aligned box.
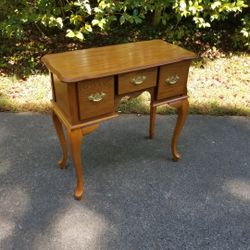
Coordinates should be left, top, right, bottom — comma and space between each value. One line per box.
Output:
0, 112, 250, 250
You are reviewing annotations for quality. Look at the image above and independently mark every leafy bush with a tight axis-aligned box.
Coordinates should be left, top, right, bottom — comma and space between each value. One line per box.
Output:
0, 0, 249, 50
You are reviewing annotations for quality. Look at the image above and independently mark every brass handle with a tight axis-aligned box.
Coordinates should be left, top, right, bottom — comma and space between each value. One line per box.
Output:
165, 75, 180, 85
88, 92, 106, 102
131, 75, 147, 85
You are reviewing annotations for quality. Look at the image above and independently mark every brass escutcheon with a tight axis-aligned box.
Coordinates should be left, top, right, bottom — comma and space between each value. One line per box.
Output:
131, 75, 147, 85
165, 75, 180, 85
88, 92, 106, 102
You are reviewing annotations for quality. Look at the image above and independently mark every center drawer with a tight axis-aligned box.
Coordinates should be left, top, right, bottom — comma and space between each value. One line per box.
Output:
118, 68, 157, 95
77, 76, 114, 120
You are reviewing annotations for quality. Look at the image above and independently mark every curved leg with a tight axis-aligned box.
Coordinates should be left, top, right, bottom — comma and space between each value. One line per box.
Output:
67, 124, 99, 200
171, 99, 189, 161
52, 111, 68, 169
68, 128, 84, 200
149, 104, 157, 139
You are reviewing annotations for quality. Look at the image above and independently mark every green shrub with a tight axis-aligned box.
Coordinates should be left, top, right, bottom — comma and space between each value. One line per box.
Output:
0, 0, 249, 50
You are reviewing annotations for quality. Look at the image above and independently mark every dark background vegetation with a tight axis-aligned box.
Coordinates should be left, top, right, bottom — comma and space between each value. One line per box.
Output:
0, 0, 249, 78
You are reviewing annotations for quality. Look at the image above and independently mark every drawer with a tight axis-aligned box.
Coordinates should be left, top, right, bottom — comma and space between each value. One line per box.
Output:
157, 61, 191, 100
118, 68, 157, 95
77, 77, 114, 120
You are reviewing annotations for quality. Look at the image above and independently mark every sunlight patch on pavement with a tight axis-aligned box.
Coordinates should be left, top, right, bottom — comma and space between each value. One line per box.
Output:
224, 178, 250, 201
34, 205, 111, 250
0, 159, 11, 175
0, 217, 15, 241
0, 188, 30, 243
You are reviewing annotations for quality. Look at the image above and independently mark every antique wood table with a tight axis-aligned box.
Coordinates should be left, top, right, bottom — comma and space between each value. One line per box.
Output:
42, 39, 196, 200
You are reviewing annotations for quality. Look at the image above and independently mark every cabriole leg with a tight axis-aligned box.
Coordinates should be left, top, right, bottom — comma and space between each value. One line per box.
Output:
67, 124, 99, 200
52, 111, 68, 169
67, 128, 84, 200
149, 104, 157, 139
171, 99, 189, 161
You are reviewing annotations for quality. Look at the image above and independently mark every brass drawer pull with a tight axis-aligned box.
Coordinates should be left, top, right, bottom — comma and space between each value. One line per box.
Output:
165, 75, 180, 85
131, 75, 147, 85
88, 92, 106, 102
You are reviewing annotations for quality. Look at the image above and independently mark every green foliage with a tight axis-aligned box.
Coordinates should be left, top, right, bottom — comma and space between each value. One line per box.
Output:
173, 0, 247, 28
231, 14, 250, 49
0, 0, 249, 50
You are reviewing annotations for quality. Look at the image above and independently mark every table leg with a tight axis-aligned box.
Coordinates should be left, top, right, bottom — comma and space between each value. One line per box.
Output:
52, 111, 68, 169
67, 128, 84, 200
149, 104, 157, 139
67, 124, 99, 200
171, 99, 189, 161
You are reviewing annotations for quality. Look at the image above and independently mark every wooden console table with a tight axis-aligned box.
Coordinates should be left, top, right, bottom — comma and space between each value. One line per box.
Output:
42, 40, 195, 200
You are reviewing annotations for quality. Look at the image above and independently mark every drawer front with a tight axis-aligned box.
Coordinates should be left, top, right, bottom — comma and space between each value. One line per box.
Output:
77, 77, 114, 120
157, 61, 191, 100
118, 68, 157, 95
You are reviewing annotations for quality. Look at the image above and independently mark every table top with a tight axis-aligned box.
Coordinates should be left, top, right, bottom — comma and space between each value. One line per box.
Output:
42, 39, 196, 83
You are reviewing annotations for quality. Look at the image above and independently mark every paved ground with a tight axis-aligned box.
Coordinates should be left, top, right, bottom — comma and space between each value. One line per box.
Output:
0, 112, 250, 250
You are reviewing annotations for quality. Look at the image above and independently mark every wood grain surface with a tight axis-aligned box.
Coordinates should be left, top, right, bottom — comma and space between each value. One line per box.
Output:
42, 40, 196, 83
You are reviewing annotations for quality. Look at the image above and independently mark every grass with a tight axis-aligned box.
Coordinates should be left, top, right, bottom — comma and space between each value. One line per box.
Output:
187, 54, 250, 115
0, 54, 249, 116
0, 75, 51, 112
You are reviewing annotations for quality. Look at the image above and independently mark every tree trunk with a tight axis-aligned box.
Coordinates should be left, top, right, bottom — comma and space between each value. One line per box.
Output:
153, 7, 163, 26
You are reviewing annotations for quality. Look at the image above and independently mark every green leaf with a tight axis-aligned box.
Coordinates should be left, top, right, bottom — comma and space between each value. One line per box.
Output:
66, 29, 75, 38
211, 1, 221, 10
120, 15, 125, 25
133, 15, 142, 24
56, 17, 63, 29
75, 31, 84, 41
92, 19, 99, 26
85, 4, 92, 15
84, 23, 92, 32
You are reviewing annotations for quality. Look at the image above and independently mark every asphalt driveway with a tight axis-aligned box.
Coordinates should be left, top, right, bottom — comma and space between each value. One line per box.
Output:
0, 112, 250, 250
